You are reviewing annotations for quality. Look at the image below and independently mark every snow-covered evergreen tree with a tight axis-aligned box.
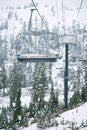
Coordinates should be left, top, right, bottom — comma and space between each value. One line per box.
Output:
0, 107, 8, 129
84, 65, 87, 100
80, 65, 87, 102
0, 63, 8, 95
48, 80, 58, 114
9, 62, 22, 108
29, 63, 48, 118
13, 88, 23, 125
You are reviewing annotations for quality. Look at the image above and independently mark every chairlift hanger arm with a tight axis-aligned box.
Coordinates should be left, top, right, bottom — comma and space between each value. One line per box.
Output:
28, 9, 37, 32
28, 8, 58, 40
31, 0, 48, 31
29, 9, 47, 36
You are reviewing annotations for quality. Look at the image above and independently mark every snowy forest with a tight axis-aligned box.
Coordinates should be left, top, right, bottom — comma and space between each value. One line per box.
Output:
0, 0, 87, 130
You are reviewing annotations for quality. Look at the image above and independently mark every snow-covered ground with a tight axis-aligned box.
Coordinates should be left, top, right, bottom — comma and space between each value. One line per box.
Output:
21, 102, 87, 130
0, 88, 87, 130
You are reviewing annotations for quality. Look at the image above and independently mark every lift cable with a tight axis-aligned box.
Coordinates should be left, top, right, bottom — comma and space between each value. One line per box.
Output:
31, 0, 49, 31
75, 0, 84, 22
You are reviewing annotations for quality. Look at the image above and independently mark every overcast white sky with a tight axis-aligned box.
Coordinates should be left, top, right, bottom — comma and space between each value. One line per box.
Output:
0, 0, 86, 8
0, 0, 87, 26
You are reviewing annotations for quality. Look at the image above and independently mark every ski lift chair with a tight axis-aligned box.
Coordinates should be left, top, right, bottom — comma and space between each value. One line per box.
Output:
16, 9, 58, 62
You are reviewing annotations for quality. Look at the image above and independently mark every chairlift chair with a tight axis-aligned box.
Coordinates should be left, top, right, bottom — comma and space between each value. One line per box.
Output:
78, 54, 87, 62
78, 58, 87, 62
16, 9, 58, 62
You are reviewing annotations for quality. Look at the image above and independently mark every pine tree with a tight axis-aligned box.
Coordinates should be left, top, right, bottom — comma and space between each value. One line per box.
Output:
8, 62, 23, 127
69, 90, 81, 108
0, 107, 8, 129
29, 63, 48, 118
79, 65, 87, 103
9, 62, 22, 108
48, 80, 58, 114
84, 65, 87, 100
0, 63, 7, 95
55, 88, 59, 108
81, 86, 86, 102
13, 88, 22, 125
